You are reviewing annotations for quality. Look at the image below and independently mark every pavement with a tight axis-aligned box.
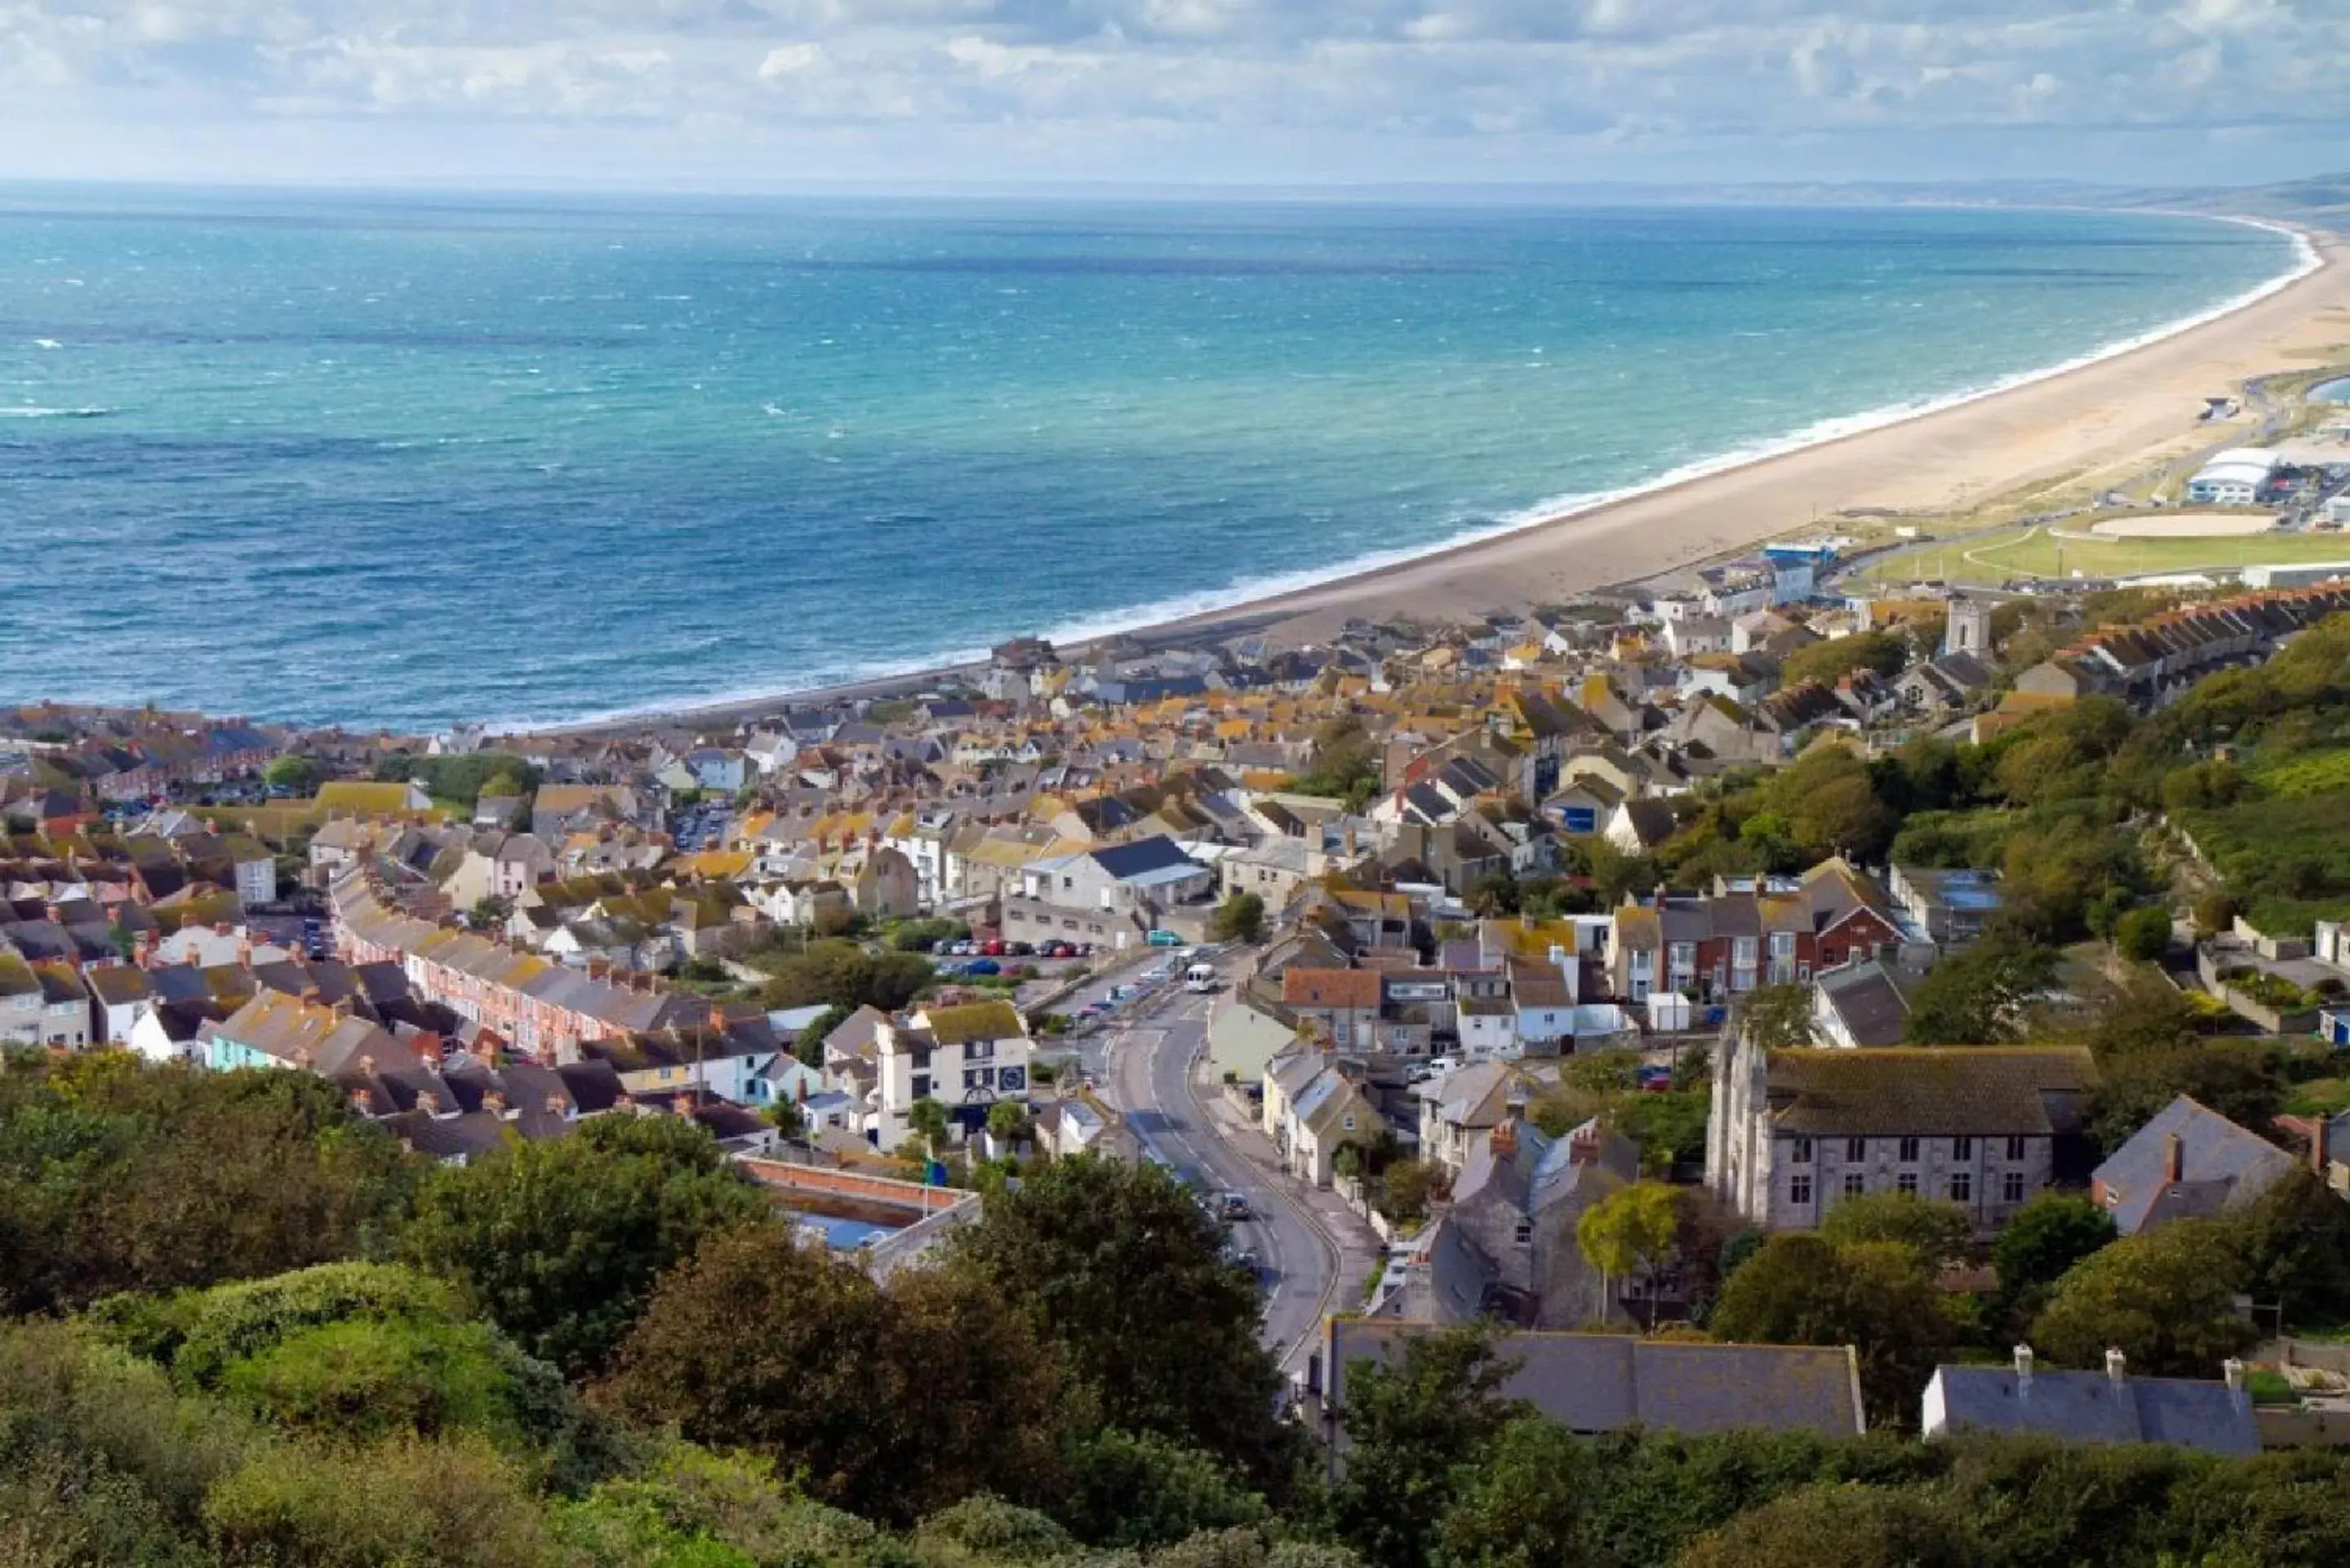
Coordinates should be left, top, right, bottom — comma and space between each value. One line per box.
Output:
1092, 956, 1383, 1373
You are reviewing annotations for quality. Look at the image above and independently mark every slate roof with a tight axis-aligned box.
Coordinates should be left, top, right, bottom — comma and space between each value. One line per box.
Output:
1815, 961, 1912, 1047
1930, 1364, 2258, 1455
2091, 1095, 2296, 1236
1087, 835, 1200, 881
1326, 1318, 1864, 1438
1765, 1046, 2095, 1137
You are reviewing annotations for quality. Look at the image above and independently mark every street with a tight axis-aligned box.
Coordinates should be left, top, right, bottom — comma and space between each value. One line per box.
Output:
1088, 966, 1377, 1372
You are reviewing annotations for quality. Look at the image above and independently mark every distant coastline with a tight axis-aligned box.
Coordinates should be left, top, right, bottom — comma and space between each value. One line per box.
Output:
535, 211, 2341, 740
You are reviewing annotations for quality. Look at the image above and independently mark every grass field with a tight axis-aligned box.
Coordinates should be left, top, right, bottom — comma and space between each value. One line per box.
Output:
1859, 523, 2350, 585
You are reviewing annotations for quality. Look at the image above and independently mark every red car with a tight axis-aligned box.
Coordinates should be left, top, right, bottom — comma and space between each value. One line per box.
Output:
982, 940, 1006, 957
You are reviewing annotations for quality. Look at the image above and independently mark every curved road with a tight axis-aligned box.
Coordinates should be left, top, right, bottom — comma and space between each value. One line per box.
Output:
1095, 979, 1353, 1371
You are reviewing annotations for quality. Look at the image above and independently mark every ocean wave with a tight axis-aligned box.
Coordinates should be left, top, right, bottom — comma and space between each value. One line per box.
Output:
0, 405, 113, 419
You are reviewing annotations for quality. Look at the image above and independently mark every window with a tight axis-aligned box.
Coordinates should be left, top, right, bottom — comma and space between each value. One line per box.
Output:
1844, 1172, 1866, 1197
2006, 1135, 2028, 1161
2003, 1171, 2027, 1203
1770, 931, 1797, 959
1734, 937, 1758, 966
1897, 1173, 1918, 1197
912, 1047, 932, 1070
1846, 1137, 1867, 1162
1949, 1172, 1972, 1202
1792, 1137, 1814, 1165
1898, 1136, 1921, 1163
1790, 1175, 1813, 1205
1952, 1135, 1974, 1160
1513, 1219, 1534, 1245
910, 1074, 930, 1099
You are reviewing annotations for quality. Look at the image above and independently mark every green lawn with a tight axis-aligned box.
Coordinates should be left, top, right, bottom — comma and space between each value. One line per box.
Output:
2249, 747, 2350, 799
1860, 524, 2350, 585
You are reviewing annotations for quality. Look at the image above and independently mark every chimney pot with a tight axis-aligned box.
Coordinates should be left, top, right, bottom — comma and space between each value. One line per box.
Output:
2105, 1348, 2127, 1384
2223, 1358, 2246, 1393
2014, 1344, 2034, 1380
2164, 1131, 2184, 1185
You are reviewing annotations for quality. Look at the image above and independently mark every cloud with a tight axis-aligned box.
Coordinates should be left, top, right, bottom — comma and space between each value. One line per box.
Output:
2, 0, 2347, 181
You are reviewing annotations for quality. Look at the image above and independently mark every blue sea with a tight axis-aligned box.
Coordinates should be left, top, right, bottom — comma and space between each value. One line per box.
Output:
0, 189, 2301, 731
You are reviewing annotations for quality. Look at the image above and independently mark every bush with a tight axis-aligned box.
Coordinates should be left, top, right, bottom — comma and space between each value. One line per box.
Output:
2113, 905, 2174, 962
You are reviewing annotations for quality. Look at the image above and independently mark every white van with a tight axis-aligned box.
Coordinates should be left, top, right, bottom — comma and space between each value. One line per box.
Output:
1184, 962, 1218, 993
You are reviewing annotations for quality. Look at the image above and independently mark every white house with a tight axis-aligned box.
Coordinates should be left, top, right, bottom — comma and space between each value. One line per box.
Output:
2183, 447, 2281, 505
866, 999, 1034, 1154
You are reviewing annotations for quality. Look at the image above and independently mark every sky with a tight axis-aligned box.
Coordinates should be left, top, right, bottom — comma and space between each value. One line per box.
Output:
3, 0, 2348, 192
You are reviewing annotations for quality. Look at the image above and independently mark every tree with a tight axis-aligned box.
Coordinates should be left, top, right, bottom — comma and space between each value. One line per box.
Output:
1903, 936, 2057, 1044
1057, 1428, 1270, 1550
2193, 891, 2241, 940
1211, 891, 1267, 944
1740, 984, 1816, 1050
1674, 1482, 1981, 1568
1577, 1182, 1683, 1328
2088, 1040, 2283, 1154
598, 1226, 1064, 1524
1991, 1193, 2117, 1305
1817, 1193, 1971, 1266
2228, 1166, 2350, 1326
757, 939, 932, 1014
905, 1097, 952, 1160
263, 755, 322, 794
2032, 1219, 2256, 1376
1379, 1158, 1451, 1227
1327, 1322, 1526, 1568
946, 1157, 1294, 1489
0, 1055, 412, 1317
1432, 1415, 1599, 1568
2113, 905, 2175, 963
1710, 1235, 1952, 1429
399, 1113, 767, 1377
794, 1004, 847, 1068
986, 1099, 1034, 1147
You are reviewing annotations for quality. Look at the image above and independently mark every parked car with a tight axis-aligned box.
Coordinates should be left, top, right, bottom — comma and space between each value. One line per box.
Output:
966, 958, 1001, 975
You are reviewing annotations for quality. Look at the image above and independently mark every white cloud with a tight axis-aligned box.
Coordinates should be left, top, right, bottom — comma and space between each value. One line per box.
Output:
1, 0, 2346, 182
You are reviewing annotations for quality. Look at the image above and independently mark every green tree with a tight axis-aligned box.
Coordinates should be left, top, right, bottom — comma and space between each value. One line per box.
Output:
2228, 1166, 2350, 1326
794, 1004, 848, 1068
0, 1055, 411, 1317
2088, 1040, 2283, 1154
400, 1114, 766, 1378
758, 939, 932, 1014
1817, 1193, 1971, 1266
2113, 905, 2175, 962
1378, 1158, 1450, 1226
262, 754, 322, 794
1432, 1415, 1599, 1568
1057, 1428, 1270, 1549
947, 1157, 1295, 1490
1710, 1235, 1952, 1429
1673, 1481, 1981, 1568
599, 1225, 1065, 1525
1578, 1182, 1683, 1328
1990, 1193, 2117, 1306
2032, 1219, 2256, 1376
987, 1099, 1034, 1146
1211, 891, 1268, 944
1740, 985, 1816, 1050
906, 1098, 952, 1159
1327, 1322, 1526, 1568
1903, 936, 2057, 1044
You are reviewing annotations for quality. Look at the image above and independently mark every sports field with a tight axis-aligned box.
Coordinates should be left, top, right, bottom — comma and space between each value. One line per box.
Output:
1859, 523, 2350, 584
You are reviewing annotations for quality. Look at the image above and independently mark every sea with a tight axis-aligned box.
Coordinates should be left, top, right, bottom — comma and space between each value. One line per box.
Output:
0, 189, 2304, 731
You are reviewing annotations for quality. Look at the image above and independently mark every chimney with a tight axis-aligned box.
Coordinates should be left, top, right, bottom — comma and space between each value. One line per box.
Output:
2164, 1131, 2183, 1185
1490, 1113, 1519, 1159
2223, 1358, 2246, 1394
358, 1052, 375, 1076
2105, 1348, 2127, 1384
2013, 1344, 2034, 1384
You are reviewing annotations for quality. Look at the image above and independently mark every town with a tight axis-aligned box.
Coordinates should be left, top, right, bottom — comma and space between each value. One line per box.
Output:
14, 541, 2350, 1561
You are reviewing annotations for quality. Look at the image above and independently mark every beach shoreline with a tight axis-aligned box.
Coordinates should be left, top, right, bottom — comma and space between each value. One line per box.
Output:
535, 211, 2350, 740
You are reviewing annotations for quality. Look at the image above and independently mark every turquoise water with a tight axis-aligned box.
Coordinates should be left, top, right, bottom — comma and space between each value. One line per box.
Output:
2315, 377, 2350, 404
0, 190, 2299, 730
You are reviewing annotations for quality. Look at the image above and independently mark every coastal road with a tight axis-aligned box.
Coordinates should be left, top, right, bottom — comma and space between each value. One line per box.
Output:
1095, 970, 1375, 1373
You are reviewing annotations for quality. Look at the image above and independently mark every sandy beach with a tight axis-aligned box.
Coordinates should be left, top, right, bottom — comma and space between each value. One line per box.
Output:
545, 216, 2350, 737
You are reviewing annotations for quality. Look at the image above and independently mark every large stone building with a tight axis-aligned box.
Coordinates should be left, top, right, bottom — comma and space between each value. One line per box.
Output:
1707, 1028, 2097, 1233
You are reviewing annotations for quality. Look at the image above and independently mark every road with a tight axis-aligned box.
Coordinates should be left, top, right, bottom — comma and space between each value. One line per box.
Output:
1091, 970, 1368, 1372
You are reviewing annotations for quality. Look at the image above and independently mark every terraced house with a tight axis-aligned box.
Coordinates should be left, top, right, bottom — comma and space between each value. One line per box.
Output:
331, 866, 698, 1062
